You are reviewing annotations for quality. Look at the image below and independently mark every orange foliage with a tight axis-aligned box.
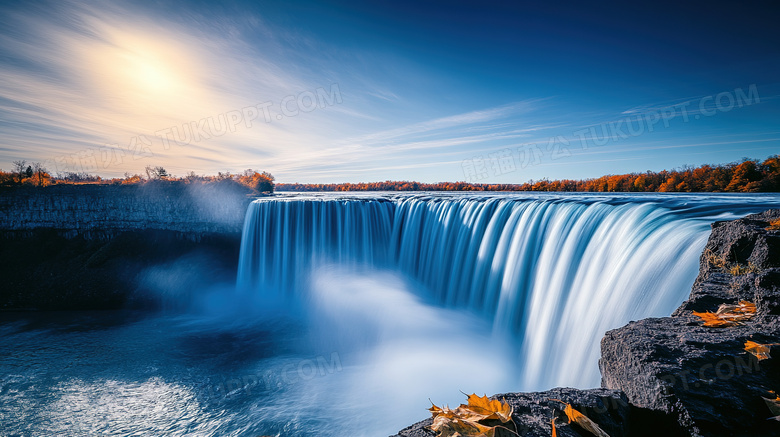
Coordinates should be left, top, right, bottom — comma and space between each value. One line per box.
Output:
2, 154, 779, 192
276, 155, 780, 192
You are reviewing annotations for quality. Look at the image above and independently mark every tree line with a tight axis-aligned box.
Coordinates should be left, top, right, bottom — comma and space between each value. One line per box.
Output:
276, 155, 780, 192
3, 155, 778, 193
0, 165, 275, 193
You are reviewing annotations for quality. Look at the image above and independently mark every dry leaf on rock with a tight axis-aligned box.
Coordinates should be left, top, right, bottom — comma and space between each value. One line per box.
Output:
428, 394, 515, 437
693, 300, 756, 327
550, 399, 610, 437
745, 340, 779, 361
763, 391, 780, 421
464, 394, 513, 423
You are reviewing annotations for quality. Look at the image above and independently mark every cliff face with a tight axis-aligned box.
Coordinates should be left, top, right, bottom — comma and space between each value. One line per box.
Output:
0, 182, 256, 310
394, 210, 780, 437
0, 182, 254, 237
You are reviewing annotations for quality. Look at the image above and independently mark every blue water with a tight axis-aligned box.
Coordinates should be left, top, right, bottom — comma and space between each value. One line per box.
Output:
2, 193, 779, 436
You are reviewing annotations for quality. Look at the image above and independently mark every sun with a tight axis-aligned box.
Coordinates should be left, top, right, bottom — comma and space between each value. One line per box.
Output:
131, 52, 177, 92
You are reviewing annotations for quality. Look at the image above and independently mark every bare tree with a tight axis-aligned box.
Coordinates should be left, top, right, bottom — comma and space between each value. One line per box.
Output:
12, 160, 26, 184
144, 165, 169, 180
184, 171, 201, 183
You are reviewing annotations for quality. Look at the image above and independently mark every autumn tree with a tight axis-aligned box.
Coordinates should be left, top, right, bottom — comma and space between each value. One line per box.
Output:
255, 171, 275, 193
760, 155, 780, 191
31, 162, 48, 187
726, 160, 762, 192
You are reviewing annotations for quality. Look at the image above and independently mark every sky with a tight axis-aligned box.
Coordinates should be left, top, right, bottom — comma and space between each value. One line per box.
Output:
0, 0, 778, 184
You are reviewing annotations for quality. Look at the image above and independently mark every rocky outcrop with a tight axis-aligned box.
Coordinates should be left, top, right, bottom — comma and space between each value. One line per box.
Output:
671, 209, 780, 316
0, 181, 255, 238
394, 388, 633, 437
600, 209, 780, 436
0, 182, 256, 310
394, 210, 780, 437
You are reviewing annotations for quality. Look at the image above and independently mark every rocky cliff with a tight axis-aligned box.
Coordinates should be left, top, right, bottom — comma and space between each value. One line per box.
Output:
0, 182, 256, 310
0, 181, 254, 237
393, 209, 780, 437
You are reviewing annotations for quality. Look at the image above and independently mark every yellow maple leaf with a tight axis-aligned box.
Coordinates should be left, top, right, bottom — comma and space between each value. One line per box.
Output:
465, 394, 513, 423
551, 399, 610, 437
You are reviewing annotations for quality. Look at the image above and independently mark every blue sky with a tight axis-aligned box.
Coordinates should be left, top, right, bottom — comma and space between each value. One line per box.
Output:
0, 0, 778, 183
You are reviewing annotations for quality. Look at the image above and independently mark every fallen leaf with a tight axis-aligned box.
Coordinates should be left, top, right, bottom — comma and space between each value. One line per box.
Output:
693, 311, 736, 327
763, 391, 780, 421
550, 399, 610, 437
693, 300, 756, 327
428, 394, 515, 437
718, 301, 756, 317
465, 394, 513, 423
431, 415, 496, 437
745, 340, 780, 361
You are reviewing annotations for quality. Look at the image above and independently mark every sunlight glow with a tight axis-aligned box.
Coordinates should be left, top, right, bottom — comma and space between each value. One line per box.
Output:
89, 33, 189, 103
132, 53, 177, 92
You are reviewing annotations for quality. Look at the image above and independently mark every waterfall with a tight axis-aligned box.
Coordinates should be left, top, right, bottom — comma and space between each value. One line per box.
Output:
237, 194, 717, 389
237, 198, 395, 293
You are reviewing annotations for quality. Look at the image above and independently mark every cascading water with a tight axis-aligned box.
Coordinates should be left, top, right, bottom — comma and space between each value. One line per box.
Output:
4, 193, 779, 437
237, 193, 750, 390
237, 198, 394, 293
389, 197, 709, 388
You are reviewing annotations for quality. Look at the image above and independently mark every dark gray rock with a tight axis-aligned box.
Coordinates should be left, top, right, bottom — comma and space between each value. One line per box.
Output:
601, 315, 780, 436
601, 209, 780, 436
673, 209, 780, 316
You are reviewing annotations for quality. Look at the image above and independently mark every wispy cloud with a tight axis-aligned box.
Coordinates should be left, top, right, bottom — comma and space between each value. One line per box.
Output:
0, 0, 347, 175
259, 99, 564, 174
1, 1, 558, 185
